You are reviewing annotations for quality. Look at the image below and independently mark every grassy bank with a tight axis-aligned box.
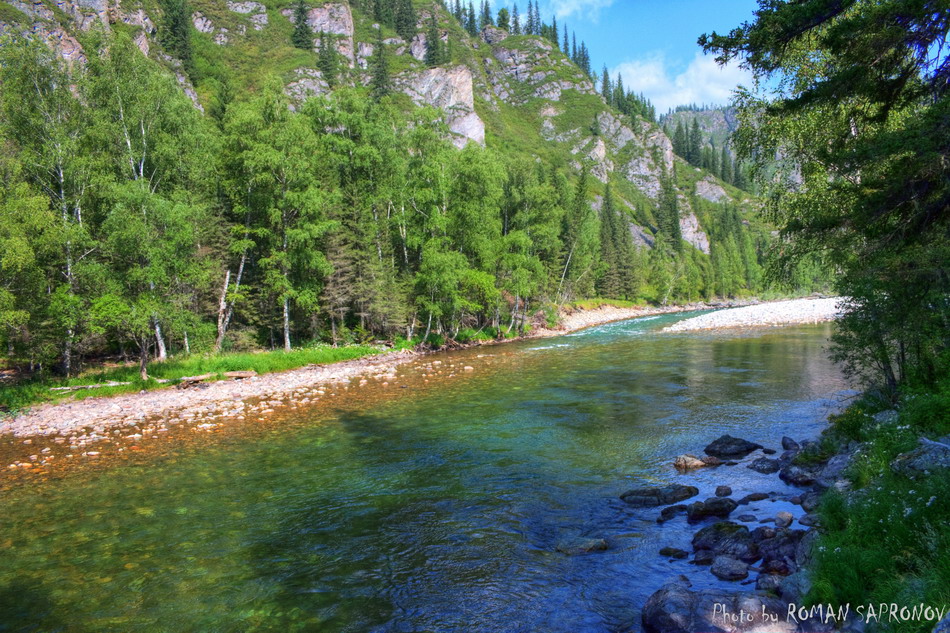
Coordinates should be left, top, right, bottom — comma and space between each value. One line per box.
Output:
807, 379, 950, 632
0, 344, 388, 415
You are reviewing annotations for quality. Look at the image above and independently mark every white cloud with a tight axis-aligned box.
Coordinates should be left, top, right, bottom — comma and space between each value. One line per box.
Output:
548, 0, 615, 20
611, 51, 751, 114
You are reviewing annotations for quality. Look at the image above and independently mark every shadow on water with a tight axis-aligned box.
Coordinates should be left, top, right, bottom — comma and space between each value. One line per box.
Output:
0, 580, 64, 633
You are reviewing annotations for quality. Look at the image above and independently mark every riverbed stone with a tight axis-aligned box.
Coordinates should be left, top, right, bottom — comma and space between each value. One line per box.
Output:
739, 491, 770, 504
775, 511, 794, 528
657, 504, 688, 523
737, 514, 756, 522
692, 549, 715, 565
815, 452, 854, 490
800, 491, 822, 512
704, 434, 764, 459
673, 454, 705, 470
686, 497, 738, 522
749, 457, 782, 474
762, 448, 777, 455
715, 485, 732, 497
711, 555, 749, 581
621, 484, 699, 507
692, 521, 759, 561
782, 436, 800, 451
641, 581, 802, 633
758, 528, 806, 568
555, 537, 607, 555
659, 546, 689, 559
756, 572, 784, 592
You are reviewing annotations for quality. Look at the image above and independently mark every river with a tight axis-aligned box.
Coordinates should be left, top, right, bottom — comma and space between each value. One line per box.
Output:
0, 313, 851, 632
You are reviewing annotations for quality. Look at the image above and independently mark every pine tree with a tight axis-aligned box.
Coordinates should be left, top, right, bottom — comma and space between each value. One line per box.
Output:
394, 0, 416, 41
479, 0, 491, 30
370, 28, 392, 101
571, 32, 577, 63
291, 0, 313, 50
562, 24, 568, 53
496, 7, 510, 31
600, 64, 611, 102
425, 13, 446, 67
720, 145, 732, 184
159, 0, 194, 71
551, 16, 558, 49
511, 4, 520, 34
658, 169, 682, 250
688, 118, 702, 166
465, 2, 477, 36
318, 31, 339, 86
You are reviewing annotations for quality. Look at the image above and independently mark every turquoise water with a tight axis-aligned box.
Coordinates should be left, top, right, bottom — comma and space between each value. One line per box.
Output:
0, 314, 849, 632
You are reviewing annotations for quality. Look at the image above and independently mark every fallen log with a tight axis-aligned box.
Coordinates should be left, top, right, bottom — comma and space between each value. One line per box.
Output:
50, 381, 131, 392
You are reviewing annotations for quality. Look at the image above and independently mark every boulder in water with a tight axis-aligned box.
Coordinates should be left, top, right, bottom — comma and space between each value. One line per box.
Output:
621, 484, 699, 507
686, 497, 737, 522
748, 457, 782, 474
711, 555, 749, 581
704, 434, 763, 459
555, 536, 607, 555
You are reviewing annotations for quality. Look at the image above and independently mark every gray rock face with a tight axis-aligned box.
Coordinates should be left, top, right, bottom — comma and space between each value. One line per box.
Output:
621, 484, 699, 508
285, 68, 330, 103
687, 497, 738, 522
679, 212, 710, 254
642, 582, 806, 633
749, 457, 782, 474
705, 434, 764, 459
892, 436, 950, 477
399, 65, 485, 148
695, 175, 728, 202
480, 25, 508, 44
711, 555, 749, 581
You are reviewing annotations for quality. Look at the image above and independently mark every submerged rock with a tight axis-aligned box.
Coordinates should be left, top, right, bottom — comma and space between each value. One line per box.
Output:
756, 572, 784, 592
715, 485, 732, 497
704, 434, 764, 459
555, 537, 607, 555
738, 491, 771, 504
782, 436, 800, 451
657, 504, 688, 523
673, 454, 706, 471
659, 546, 689, 559
621, 484, 699, 507
775, 511, 794, 528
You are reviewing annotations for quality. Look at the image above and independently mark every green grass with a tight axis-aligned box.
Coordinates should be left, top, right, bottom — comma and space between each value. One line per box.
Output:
0, 344, 385, 415
807, 378, 950, 632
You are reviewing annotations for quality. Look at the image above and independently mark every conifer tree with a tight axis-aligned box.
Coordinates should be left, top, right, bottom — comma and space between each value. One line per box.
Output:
496, 7, 510, 31
317, 31, 338, 87
600, 64, 611, 102
291, 0, 313, 50
688, 118, 702, 166
394, 0, 417, 41
465, 2, 477, 35
551, 16, 558, 49
571, 32, 577, 63
370, 28, 392, 101
511, 4, 520, 34
159, 0, 193, 70
425, 13, 447, 67
720, 145, 732, 184
562, 24, 568, 53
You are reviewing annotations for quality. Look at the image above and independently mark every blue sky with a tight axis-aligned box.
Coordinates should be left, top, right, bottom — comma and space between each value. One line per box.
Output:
492, 0, 761, 113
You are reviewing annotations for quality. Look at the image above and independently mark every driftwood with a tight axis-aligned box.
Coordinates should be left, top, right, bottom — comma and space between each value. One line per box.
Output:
53, 369, 257, 393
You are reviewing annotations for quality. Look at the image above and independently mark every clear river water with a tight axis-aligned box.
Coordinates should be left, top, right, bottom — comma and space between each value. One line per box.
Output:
0, 314, 851, 632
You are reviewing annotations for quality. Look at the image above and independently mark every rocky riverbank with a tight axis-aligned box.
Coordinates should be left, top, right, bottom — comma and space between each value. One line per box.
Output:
663, 297, 842, 333
631, 429, 860, 633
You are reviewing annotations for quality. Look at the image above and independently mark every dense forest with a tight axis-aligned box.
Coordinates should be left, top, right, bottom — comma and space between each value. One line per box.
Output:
0, 0, 809, 381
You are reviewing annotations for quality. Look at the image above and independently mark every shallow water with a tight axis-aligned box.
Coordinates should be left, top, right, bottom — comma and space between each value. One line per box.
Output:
0, 315, 850, 632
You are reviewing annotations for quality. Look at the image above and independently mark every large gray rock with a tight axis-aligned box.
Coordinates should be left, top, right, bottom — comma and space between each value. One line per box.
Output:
779, 463, 820, 487
705, 434, 764, 459
692, 521, 759, 562
749, 457, 782, 474
398, 65, 485, 147
641, 582, 808, 633
782, 436, 800, 451
892, 436, 950, 477
758, 528, 806, 568
687, 497, 738, 522
621, 484, 699, 507
711, 555, 749, 581
815, 452, 854, 489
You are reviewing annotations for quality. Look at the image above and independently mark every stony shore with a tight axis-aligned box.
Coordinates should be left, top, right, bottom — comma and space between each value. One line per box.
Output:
663, 297, 842, 333
0, 302, 715, 446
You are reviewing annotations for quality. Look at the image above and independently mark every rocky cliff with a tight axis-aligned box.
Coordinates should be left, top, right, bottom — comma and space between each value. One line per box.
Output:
0, 0, 757, 254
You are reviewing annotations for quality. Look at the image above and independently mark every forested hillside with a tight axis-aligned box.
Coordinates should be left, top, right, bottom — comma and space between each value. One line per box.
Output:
0, 0, 821, 378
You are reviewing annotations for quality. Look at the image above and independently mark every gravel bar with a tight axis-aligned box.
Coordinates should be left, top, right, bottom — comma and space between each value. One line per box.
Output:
663, 297, 843, 333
